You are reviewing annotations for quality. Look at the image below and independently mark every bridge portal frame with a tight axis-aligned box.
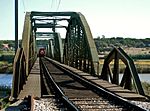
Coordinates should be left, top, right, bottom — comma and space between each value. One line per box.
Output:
101, 47, 145, 96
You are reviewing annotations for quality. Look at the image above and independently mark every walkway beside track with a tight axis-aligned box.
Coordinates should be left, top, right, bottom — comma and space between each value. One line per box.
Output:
66, 67, 147, 101
18, 58, 41, 99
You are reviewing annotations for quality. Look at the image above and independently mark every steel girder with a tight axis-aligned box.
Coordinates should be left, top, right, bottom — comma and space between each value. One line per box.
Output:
47, 39, 54, 58
54, 33, 63, 62
10, 12, 37, 100
11, 11, 100, 99
31, 11, 99, 75
63, 12, 99, 75
101, 47, 145, 96
22, 12, 37, 75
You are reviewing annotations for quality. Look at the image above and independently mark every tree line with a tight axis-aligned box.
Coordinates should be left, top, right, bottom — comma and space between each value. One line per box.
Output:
94, 37, 150, 53
0, 37, 149, 52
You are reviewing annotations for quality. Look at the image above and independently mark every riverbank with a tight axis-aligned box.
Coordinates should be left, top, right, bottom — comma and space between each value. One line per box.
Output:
0, 51, 14, 74
134, 60, 150, 73
0, 60, 149, 74
0, 62, 13, 74
0, 50, 149, 73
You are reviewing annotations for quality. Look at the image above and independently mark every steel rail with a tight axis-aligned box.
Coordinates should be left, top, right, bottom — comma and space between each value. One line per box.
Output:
40, 58, 80, 111
44, 57, 146, 111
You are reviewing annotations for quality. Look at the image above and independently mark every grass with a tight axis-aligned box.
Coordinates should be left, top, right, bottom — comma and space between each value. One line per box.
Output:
0, 62, 13, 73
0, 97, 10, 109
0, 86, 11, 109
0, 51, 14, 73
0, 86, 11, 97
132, 81, 150, 96
99, 59, 150, 73
0, 51, 15, 55
0, 61, 8, 66
99, 59, 150, 96
141, 81, 150, 96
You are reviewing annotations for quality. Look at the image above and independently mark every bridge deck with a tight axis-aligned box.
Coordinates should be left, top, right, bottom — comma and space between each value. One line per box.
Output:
17, 58, 146, 101
82, 74, 146, 101
18, 58, 41, 99
58, 62, 147, 101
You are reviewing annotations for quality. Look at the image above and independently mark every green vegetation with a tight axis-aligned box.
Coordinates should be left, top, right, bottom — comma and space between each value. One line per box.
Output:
0, 39, 149, 109
99, 59, 150, 73
130, 54, 150, 60
132, 81, 150, 96
95, 37, 150, 73
0, 97, 10, 109
142, 81, 150, 96
0, 41, 15, 73
0, 51, 15, 61
94, 37, 150, 55
0, 38, 149, 73
0, 86, 11, 109
0, 62, 13, 73
0, 86, 11, 97
0, 40, 15, 50
0, 38, 149, 56
0, 51, 14, 73
134, 60, 150, 73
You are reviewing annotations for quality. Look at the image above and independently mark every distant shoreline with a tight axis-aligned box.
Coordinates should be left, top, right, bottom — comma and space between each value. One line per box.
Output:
0, 59, 149, 74
0, 62, 13, 74
0, 66, 12, 74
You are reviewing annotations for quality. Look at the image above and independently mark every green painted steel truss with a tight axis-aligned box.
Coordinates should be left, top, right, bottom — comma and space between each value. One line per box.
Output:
101, 47, 145, 96
63, 12, 99, 75
31, 11, 99, 75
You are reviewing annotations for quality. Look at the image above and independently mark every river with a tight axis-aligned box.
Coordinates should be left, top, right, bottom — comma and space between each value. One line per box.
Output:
119, 74, 150, 83
0, 73, 150, 87
0, 74, 12, 87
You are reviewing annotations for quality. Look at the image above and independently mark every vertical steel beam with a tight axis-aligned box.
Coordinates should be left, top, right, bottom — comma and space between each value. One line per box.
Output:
15, 0, 18, 53
113, 51, 119, 85
124, 66, 132, 90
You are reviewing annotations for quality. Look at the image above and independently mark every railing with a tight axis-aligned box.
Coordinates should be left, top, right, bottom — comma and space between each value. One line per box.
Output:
100, 47, 145, 96
10, 12, 37, 100
10, 48, 26, 100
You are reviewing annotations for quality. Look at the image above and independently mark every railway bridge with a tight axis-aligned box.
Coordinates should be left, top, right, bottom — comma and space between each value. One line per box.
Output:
6, 12, 149, 110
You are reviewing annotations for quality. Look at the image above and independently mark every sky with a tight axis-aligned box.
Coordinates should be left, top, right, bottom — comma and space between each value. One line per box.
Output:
0, 0, 150, 40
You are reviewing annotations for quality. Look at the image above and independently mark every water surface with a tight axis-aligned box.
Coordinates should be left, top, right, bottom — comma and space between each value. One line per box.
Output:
0, 74, 12, 87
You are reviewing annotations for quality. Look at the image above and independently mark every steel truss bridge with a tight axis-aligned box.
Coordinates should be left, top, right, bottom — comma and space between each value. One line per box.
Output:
7, 12, 149, 110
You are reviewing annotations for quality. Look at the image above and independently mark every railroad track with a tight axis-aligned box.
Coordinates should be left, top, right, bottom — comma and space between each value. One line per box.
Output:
40, 57, 146, 111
